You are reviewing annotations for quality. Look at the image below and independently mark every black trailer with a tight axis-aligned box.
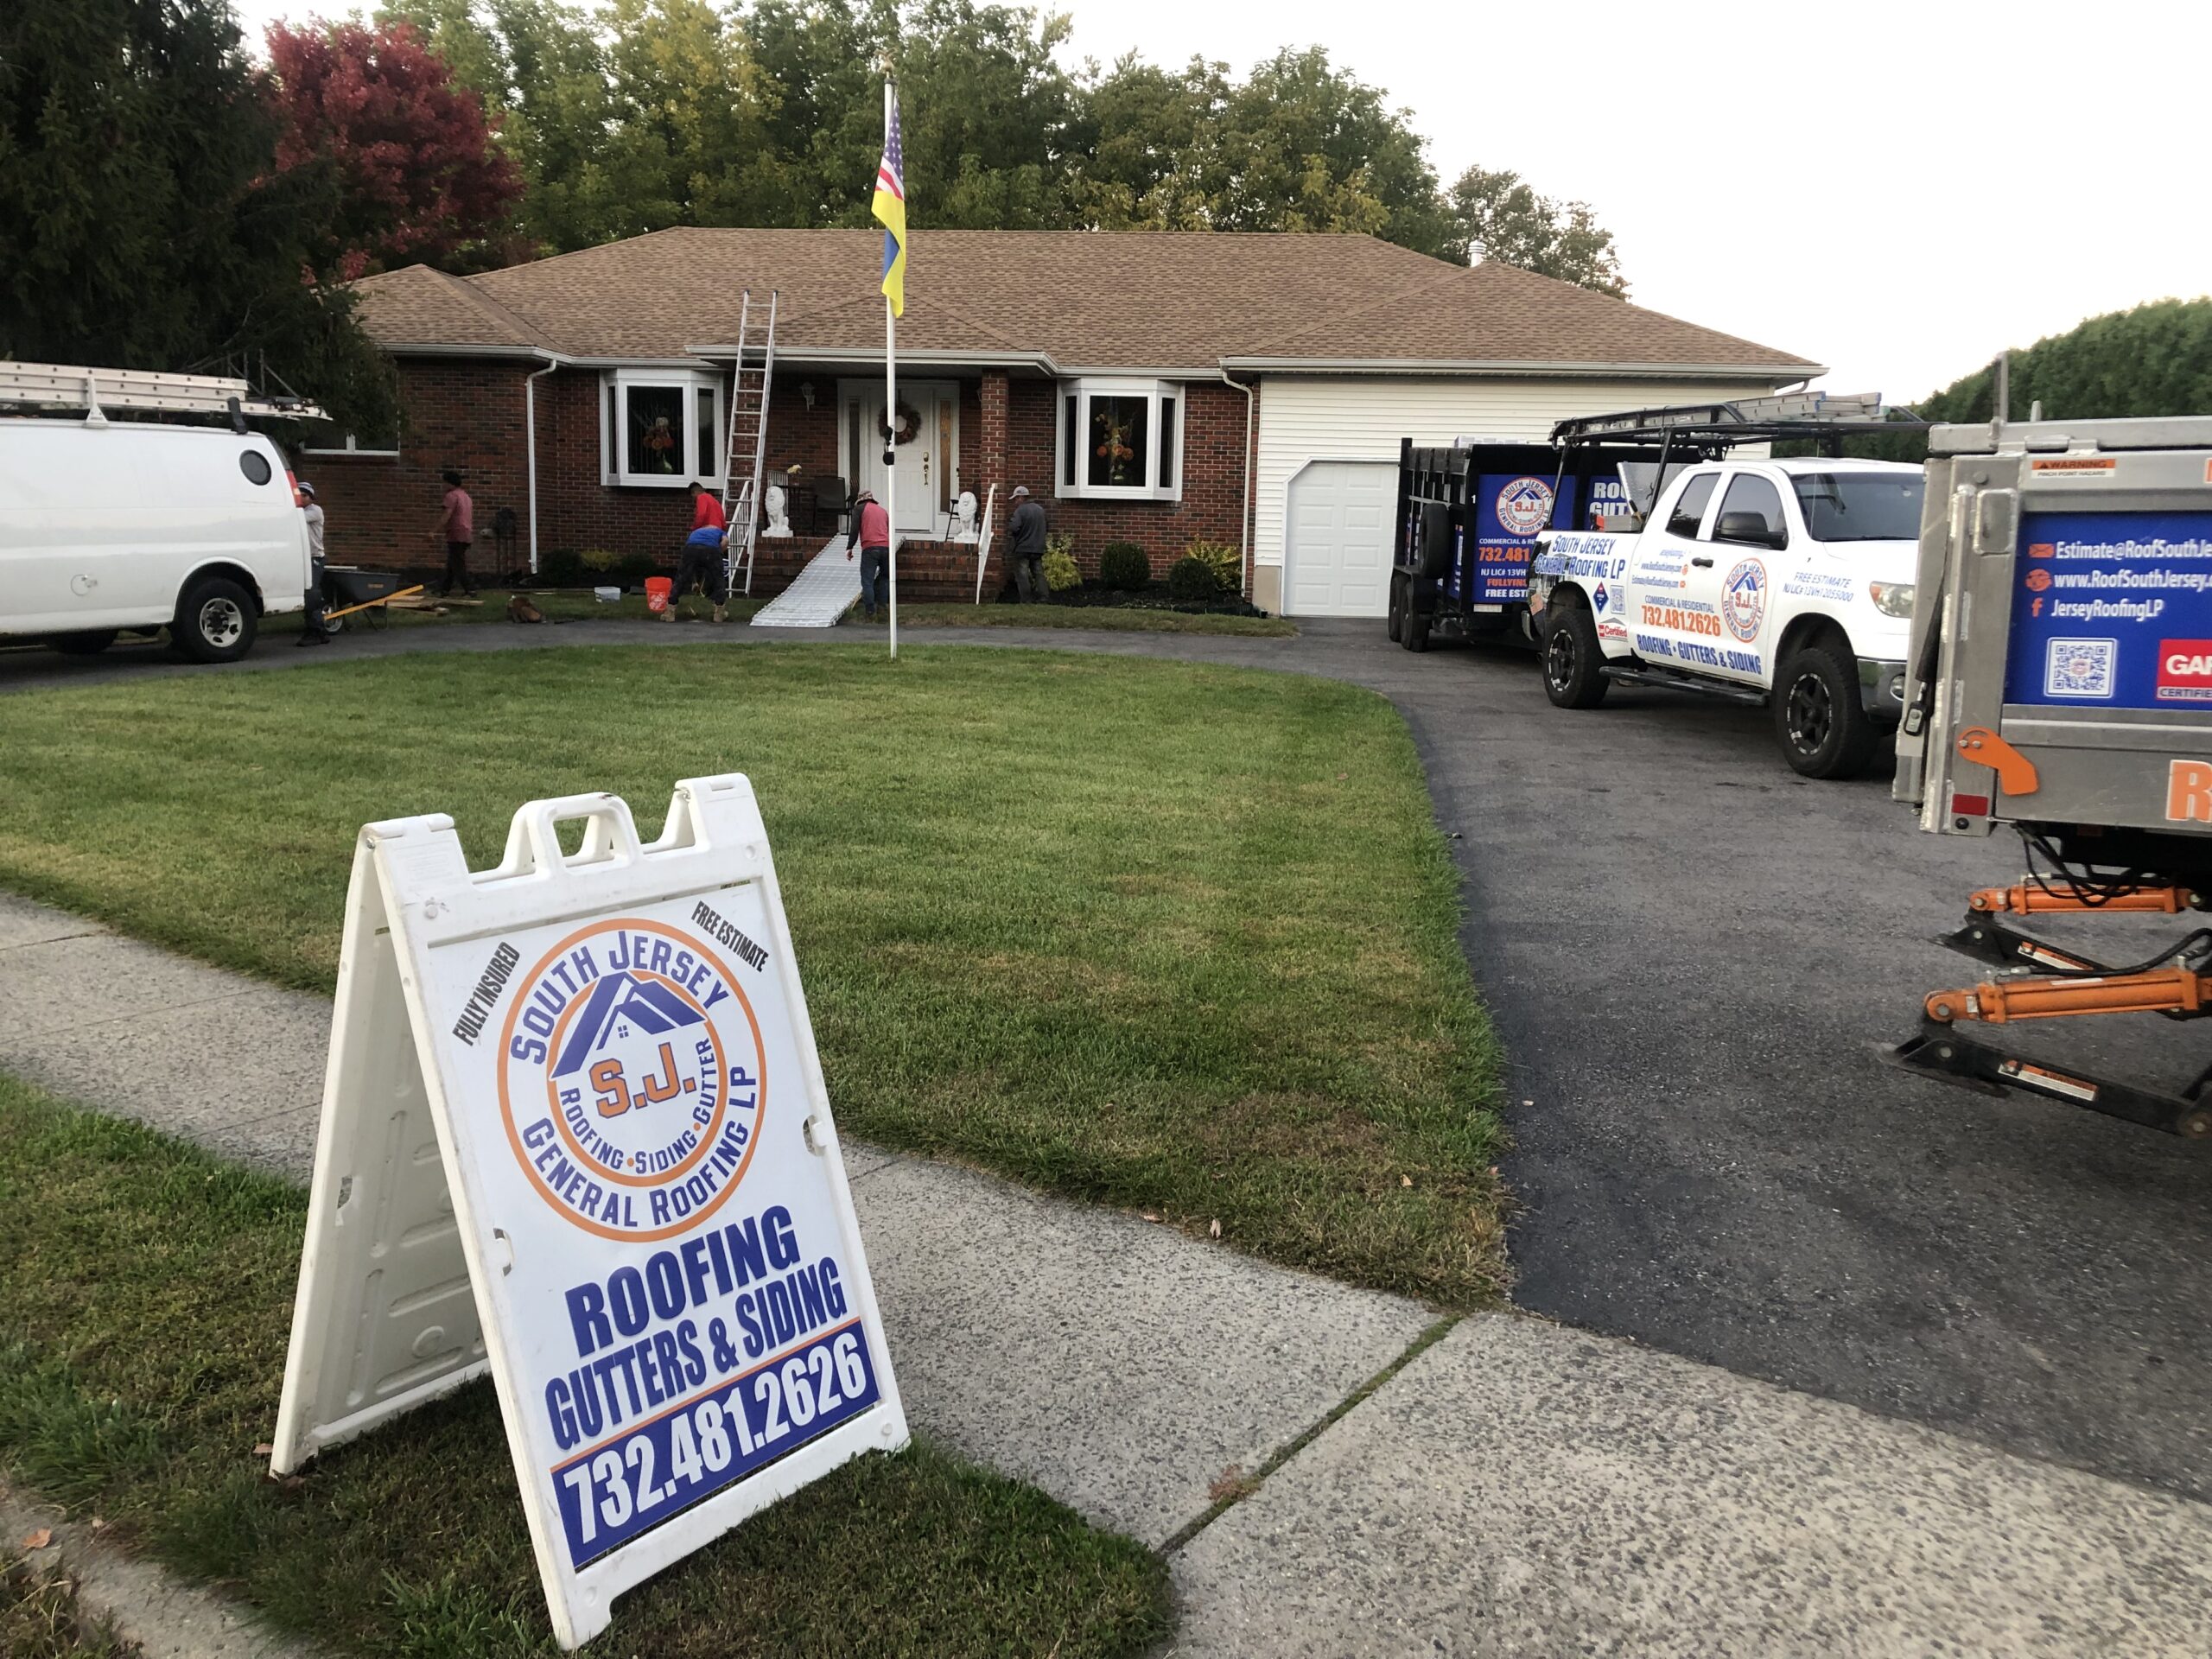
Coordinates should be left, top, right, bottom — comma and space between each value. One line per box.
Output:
1385, 436, 1662, 652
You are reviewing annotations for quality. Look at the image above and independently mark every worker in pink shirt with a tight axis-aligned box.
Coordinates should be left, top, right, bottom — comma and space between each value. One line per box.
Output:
848, 488, 890, 620
438, 470, 476, 597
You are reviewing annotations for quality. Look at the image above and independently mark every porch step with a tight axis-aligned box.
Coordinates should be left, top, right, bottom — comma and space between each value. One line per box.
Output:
749, 536, 862, 627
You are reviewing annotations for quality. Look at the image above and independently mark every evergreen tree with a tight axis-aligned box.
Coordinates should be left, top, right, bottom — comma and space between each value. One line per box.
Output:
0, 0, 396, 434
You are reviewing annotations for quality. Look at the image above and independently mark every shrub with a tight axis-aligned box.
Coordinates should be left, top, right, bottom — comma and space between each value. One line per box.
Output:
1185, 539, 1242, 596
1041, 532, 1080, 594
578, 546, 620, 571
1098, 541, 1149, 591
1166, 553, 1220, 603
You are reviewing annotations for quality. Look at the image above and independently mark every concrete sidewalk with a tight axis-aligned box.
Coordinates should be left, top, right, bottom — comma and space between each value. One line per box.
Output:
8, 887, 2212, 1656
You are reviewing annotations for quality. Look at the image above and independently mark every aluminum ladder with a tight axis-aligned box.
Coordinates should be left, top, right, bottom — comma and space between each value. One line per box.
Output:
0, 360, 323, 424
718, 291, 779, 596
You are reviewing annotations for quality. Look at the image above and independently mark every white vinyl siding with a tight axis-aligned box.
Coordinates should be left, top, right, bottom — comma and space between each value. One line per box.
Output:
1255, 375, 1789, 610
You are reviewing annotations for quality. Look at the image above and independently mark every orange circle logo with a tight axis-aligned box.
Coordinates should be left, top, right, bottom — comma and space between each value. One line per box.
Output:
2024, 568, 2053, 593
498, 918, 765, 1241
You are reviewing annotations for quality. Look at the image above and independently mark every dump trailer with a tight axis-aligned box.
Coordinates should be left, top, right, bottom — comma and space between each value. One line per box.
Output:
1892, 413, 2212, 1136
1386, 437, 1649, 652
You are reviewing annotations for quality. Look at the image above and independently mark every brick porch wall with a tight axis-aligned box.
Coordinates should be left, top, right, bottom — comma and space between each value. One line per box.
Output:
309, 359, 1256, 600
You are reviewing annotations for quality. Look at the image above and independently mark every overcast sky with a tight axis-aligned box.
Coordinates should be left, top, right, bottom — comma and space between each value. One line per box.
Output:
233, 0, 2209, 401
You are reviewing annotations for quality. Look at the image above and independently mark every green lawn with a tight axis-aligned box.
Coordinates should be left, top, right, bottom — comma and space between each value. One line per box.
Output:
846, 603, 1296, 636
0, 1075, 1170, 1658
0, 644, 1504, 1304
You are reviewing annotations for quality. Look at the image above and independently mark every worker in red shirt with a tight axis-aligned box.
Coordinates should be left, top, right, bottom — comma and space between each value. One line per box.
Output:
670, 481, 730, 623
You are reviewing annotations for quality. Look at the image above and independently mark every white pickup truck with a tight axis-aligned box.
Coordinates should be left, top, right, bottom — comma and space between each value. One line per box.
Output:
1527, 454, 1926, 778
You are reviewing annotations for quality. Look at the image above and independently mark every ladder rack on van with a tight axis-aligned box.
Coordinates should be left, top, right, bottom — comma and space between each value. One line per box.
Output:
0, 362, 325, 428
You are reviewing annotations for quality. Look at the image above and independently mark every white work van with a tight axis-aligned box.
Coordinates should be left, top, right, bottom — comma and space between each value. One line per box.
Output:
1524, 399, 1931, 778
0, 365, 315, 663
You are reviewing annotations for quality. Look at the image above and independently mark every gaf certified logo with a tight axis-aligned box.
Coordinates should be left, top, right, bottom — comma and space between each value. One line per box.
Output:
499, 919, 764, 1240
1720, 558, 1768, 642
2044, 637, 2117, 699
1495, 476, 1555, 537
1592, 581, 1610, 613
2157, 639, 2212, 702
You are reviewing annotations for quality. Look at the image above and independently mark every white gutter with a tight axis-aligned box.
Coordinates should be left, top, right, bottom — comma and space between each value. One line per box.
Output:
524, 354, 558, 575
1217, 355, 1825, 379
1217, 370, 1255, 599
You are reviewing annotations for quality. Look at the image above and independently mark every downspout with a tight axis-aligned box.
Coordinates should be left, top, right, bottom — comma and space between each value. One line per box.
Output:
1217, 368, 1255, 598
524, 354, 558, 576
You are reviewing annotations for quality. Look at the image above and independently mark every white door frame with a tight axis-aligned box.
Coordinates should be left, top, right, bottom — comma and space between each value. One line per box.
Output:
838, 378, 958, 536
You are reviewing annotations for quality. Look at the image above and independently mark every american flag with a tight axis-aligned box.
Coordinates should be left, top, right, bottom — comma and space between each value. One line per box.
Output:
873, 86, 906, 318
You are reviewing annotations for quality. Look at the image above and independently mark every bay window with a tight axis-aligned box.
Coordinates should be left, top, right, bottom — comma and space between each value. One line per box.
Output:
601, 368, 724, 487
1056, 379, 1184, 500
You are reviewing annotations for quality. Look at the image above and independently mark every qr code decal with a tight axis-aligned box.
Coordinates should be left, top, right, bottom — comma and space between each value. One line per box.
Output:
2044, 637, 2116, 699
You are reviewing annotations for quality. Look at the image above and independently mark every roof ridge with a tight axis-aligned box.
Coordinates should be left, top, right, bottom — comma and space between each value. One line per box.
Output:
423, 265, 545, 348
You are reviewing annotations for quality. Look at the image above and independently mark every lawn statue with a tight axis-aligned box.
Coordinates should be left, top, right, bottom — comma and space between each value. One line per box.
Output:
764, 482, 791, 537
951, 490, 978, 541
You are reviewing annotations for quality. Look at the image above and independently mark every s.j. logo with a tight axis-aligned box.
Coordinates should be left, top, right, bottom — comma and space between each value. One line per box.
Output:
499, 918, 764, 1240
1721, 558, 1768, 642
1495, 476, 1555, 537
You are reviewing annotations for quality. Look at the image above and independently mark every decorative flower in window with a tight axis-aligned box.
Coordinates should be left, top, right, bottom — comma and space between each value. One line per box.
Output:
645, 414, 677, 473
1093, 405, 1137, 486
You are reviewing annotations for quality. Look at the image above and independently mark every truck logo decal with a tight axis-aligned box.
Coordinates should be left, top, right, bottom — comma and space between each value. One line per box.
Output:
1494, 476, 1554, 537
1720, 558, 1768, 642
2155, 639, 2212, 702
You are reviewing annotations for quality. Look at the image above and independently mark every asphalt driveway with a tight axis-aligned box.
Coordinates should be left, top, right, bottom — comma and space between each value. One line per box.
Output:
7, 614, 2209, 1500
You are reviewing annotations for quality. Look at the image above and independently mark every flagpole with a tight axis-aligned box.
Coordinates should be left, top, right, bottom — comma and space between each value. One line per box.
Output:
883, 79, 899, 664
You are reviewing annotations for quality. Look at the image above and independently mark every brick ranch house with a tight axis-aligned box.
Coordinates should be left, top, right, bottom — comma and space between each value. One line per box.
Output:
310, 228, 1819, 615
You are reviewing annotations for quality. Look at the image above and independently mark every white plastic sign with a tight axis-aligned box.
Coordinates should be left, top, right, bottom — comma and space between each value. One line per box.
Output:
271, 776, 906, 1649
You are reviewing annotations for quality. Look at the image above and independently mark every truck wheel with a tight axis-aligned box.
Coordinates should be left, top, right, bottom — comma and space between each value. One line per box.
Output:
1403, 605, 1430, 653
1387, 575, 1404, 643
172, 575, 257, 664
1776, 640, 1876, 779
1541, 595, 1608, 709
51, 630, 118, 656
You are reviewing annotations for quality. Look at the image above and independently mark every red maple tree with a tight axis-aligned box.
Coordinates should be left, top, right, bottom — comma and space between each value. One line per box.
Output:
265, 20, 524, 281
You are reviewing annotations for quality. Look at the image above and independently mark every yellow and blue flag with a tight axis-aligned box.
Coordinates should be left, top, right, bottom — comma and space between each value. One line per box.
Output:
873, 85, 906, 317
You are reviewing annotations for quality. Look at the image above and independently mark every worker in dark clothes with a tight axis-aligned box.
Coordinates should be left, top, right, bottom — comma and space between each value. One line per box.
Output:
667, 481, 729, 621
1007, 484, 1046, 602
848, 488, 890, 620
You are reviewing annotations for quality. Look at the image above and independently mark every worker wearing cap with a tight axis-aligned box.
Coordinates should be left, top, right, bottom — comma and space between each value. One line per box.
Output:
1007, 484, 1047, 602
848, 488, 890, 621
295, 481, 330, 647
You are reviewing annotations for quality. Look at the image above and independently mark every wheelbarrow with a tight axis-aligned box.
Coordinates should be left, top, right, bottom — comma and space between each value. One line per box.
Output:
319, 567, 425, 632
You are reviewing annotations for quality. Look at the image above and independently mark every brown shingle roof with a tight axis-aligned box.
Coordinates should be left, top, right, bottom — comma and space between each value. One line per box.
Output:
354, 228, 1818, 375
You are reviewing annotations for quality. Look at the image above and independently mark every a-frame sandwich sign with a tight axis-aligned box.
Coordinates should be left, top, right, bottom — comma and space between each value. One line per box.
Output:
271, 776, 906, 1649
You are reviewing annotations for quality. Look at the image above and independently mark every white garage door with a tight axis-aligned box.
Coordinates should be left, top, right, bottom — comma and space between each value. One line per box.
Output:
1285, 461, 1394, 617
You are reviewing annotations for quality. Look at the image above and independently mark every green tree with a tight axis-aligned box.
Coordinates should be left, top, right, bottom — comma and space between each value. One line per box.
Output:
1446, 164, 1626, 296
1922, 298, 2212, 423
0, 0, 396, 435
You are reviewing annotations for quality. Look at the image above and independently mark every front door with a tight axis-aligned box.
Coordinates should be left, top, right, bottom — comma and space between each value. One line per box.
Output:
841, 380, 957, 537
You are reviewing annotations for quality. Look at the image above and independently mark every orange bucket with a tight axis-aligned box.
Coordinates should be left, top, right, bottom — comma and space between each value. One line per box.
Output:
645, 576, 673, 613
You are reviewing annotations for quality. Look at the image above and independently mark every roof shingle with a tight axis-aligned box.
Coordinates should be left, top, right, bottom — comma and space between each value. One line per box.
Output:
353, 228, 1817, 374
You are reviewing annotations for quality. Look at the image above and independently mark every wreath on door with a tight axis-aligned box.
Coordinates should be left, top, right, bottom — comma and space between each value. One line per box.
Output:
877, 400, 923, 445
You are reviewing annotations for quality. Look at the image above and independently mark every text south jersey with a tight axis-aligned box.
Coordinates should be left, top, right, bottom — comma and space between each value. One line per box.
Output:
499, 918, 767, 1239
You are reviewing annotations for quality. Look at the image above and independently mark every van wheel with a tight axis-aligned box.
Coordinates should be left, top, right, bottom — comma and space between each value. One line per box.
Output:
1776, 640, 1875, 779
1541, 594, 1608, 708
52, 631, 118, 656
173, 575, 257, 664
1386, 575, 1404, 643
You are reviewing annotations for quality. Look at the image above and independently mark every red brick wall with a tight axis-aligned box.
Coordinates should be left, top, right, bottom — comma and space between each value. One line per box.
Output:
311, 359, 1256, 597
305, 358, 536, 580
998, 378, 1254, 591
